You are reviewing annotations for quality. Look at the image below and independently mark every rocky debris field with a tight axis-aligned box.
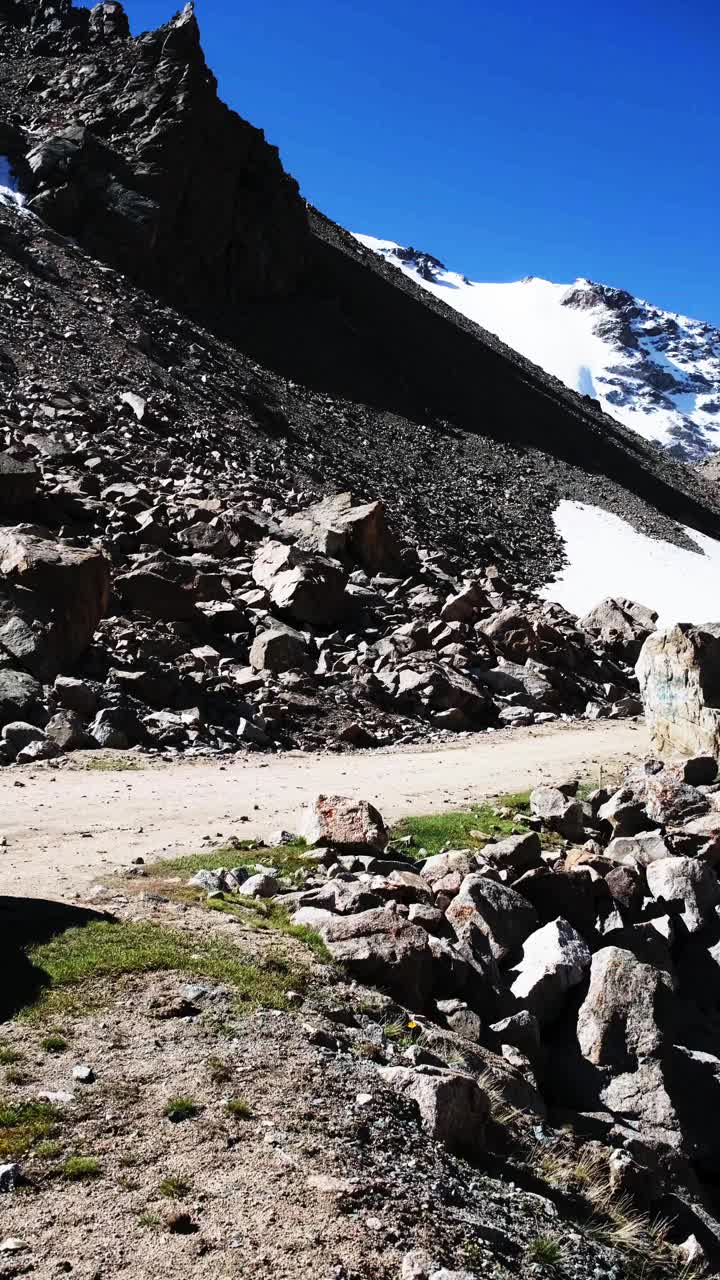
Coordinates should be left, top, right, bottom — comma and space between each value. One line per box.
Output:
0, 4, 719, 759
0, 771, 714, 1280
167, 758, 720, 1269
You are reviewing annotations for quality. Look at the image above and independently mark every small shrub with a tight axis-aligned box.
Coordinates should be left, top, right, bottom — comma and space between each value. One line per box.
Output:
138, 1212, 161, 1229
527, 1235, 563, 1267
158, 1175, 191, 1199
62, 1155, 101, 1181
41, 1035, 68, 1054
163, 1096, 199, 1123
225, 1097, 253, 1120
0, 1045, 21, 1065
207, 1056, 232, 1084
34, 1139, 62, 1159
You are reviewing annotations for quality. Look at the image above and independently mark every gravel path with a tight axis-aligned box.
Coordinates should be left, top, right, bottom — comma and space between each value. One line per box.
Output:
1, 718, 646, 899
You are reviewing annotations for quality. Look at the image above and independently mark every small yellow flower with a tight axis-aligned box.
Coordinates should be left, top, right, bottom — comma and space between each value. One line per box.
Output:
407, 1020, 418, 1030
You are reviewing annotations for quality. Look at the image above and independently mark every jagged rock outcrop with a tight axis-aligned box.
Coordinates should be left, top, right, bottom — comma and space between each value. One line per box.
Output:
1, 1, 309, 311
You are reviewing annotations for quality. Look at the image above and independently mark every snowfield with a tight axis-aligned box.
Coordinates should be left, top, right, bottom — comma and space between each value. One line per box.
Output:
542, 501, 720, 628
355, 234, 720, 459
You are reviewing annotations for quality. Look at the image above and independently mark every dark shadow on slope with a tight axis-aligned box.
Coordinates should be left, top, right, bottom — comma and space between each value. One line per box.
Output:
219, 223, 720, 543
0, 895, 109, 1020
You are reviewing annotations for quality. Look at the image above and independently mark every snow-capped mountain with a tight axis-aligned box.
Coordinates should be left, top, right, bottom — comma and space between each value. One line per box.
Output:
354, 235, 720, 461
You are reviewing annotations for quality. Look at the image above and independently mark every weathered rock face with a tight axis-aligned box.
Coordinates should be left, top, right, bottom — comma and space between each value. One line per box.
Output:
581, 597, 657, 663
637, 623, 720, 759
377, 1064, 488, 1153
322, 908, 434, 1008
299, 794, 387, 852
7, 2, 309, 313
0, 531, 109, 680
280, 492, 406, 576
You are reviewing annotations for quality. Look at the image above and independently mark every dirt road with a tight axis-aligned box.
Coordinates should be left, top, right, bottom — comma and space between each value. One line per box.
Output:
1, 718, 646, 899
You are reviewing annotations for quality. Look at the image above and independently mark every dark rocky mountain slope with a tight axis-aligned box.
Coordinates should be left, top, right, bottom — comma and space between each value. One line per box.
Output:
0, 0, 718, 758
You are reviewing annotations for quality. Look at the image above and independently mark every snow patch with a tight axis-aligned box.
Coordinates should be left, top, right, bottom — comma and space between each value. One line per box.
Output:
0, 156, 25, 210
355, 233, 720, 459
541, 501, 720, 628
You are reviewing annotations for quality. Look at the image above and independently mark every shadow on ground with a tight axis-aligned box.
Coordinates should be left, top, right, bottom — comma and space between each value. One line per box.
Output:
0, 895, 109, 1020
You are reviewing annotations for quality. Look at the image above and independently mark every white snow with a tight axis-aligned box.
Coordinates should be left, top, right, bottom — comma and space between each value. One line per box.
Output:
354, 234, 720, 458
0, 156, 25, 210
541, 501, 720, 627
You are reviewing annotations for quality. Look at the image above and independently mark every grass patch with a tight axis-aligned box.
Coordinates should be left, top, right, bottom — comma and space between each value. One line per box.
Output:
62, 1154, 101, 1181
0, 1044, 22, 1066
226, 1097, 253, 1120
143, 841, 309, 880
41, 1034, 68, 1054
158, 1175, 191, 1199
138, 1212, 161, 1229
390, 793, 531, 858
35, 1138, 62, 1159
5, 1068, 31, 1086
207, 1056, 232, 1085
22, 919, 310, 1019
84, 756, 140, 772
0, 1100, 61, 1159
163, 1096, 199, 1123
527, 1235, 563, 1267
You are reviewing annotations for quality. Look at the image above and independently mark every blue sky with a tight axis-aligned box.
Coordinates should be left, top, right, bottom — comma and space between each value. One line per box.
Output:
130, 0, 720, 324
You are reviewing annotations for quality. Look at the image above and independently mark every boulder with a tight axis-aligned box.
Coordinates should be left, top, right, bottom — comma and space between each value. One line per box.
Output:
481, 831, 542, 873
606, 831, 670, 866
299, 794, 387, 851
1, 721, 45, 758
419, 850, 473, 888
510, 918, 591, 1024
377, 1064, 488, 1153
252, 541, 348, 626
0, 668, 44, 728
45, 710, 93, 753
581, 597, 657, 663
322, 908, 434, 1008
281, 493, 405, 575
115, 568, 198, 620
646, 857, 720, 935
577, 945, 675, 1069
445, 874, 538, 961
0, 532, 110, 678
53, 675, 98, 719
249, 624, 309, 674
0, 453, 38, 506
529, 786, 585, 839
637, 623, 720, 759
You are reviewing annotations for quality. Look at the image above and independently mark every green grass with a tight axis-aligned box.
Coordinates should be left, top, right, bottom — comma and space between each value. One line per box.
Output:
5, 1068, 30, 1086
41, 1034, 68, 1054
526, 1235, 563, 1267
22, 920, 310, 1019
62, 1154, 101, 1181
390, 793, 531, 858
0, 1044, 22, 1065
158, 1175, 191, 1198
163, 1096, 199, 1123
35, 1139, 62, 1159
225, 1097, 253, 1120
0, 1100, 61, 1159
136, 845, 331, 963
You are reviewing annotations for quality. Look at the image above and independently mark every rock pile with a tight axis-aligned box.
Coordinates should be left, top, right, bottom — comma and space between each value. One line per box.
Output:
186, 768, 720, 1229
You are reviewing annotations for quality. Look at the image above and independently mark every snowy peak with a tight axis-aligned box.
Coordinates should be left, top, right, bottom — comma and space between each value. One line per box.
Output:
354, 235, 720, 461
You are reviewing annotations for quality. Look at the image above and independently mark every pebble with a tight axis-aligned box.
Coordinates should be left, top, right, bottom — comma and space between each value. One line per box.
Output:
0, 1163, 20, 1193
0, 1239, 26, 1253
72, 1065, 95, 1084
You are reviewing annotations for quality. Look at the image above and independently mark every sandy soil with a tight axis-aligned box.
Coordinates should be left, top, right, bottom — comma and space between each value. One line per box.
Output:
0, 719, 646, 900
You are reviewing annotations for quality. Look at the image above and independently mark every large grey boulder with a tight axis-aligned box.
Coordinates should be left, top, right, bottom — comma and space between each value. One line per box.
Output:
445, 874, 538, 961
281, 492, 405, 575
322, 908, 434, 1008
637, 623, 720, 759
0, 669, 44, 728
377, 1064, 488, 1153
299, 794, 387, 851
0, 453, 38, 506
529, 786, 585, 840
581, 597, 657, 663
510, 918, 591, 1024
252, 540, 348, 627
577, 944, 675, 1069
646, 857, 720, 935
606, 831, 670, 866
249, 624, 309, 673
